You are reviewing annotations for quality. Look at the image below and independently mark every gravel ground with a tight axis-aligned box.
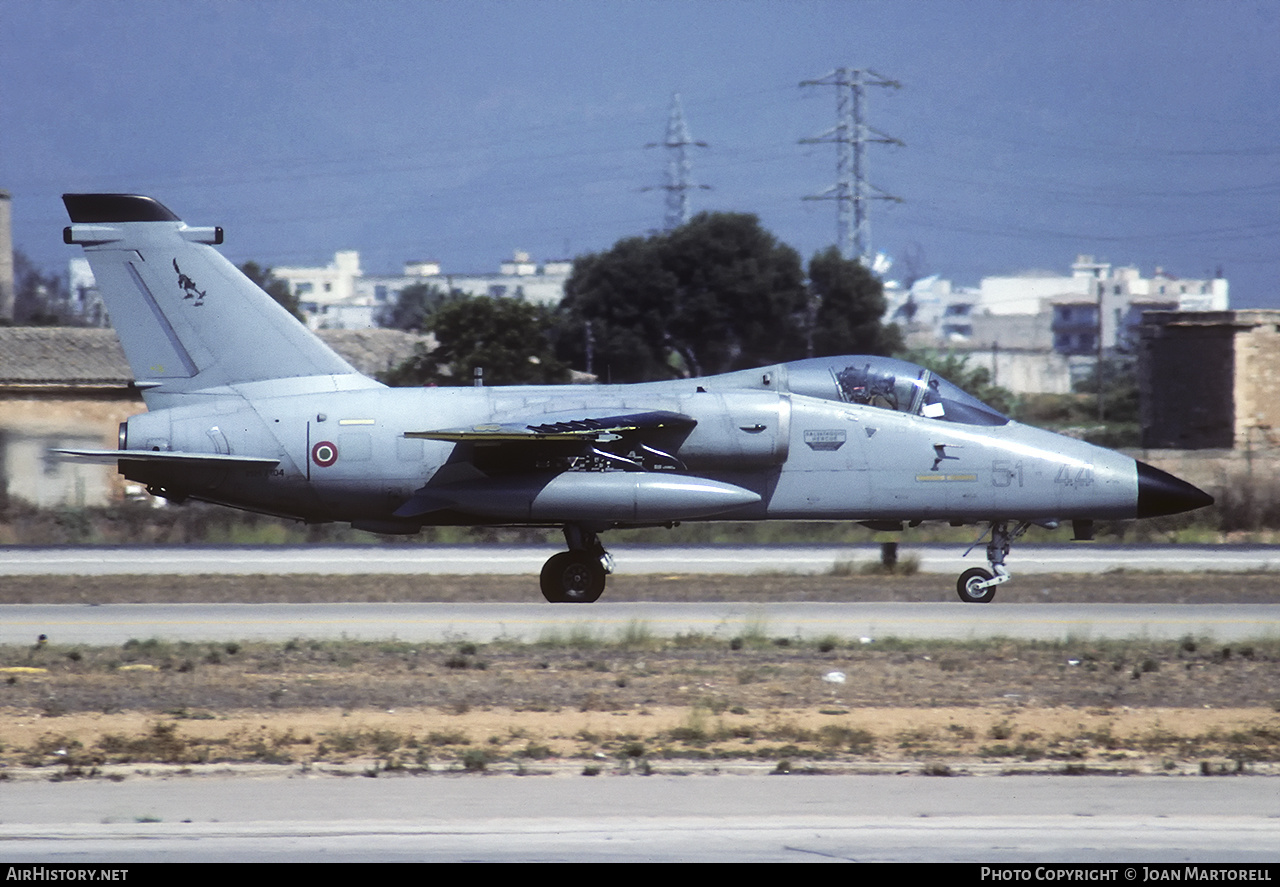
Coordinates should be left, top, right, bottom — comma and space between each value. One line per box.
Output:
1, 570, 1277, 777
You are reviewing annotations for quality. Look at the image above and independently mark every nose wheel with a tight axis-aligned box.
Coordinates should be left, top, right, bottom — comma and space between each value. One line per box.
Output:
956, 566, 1002, 603
540, 525, 612, 603
955, 521, 1027, 603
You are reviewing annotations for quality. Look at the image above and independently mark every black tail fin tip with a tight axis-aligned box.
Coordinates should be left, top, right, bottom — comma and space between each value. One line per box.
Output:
63, 194, 180, 224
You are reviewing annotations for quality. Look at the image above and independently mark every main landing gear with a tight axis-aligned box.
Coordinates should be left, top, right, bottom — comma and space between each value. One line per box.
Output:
956, 520, 1029, 604
540, 525, 614, 603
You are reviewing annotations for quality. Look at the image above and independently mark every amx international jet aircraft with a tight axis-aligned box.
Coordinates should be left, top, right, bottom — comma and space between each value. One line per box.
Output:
58, 194, 1213, 603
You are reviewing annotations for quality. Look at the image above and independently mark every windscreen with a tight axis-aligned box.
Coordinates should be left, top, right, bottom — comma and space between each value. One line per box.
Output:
783, 356, 1009, 426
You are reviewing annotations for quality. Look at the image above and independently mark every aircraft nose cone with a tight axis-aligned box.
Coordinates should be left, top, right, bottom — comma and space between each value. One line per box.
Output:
1136, 461, 1214, 518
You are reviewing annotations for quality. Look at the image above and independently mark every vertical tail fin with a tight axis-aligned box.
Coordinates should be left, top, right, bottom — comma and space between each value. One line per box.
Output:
63, 194, 379, 406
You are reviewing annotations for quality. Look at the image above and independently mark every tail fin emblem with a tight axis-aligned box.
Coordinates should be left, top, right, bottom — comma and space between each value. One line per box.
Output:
173, 259, 206, 307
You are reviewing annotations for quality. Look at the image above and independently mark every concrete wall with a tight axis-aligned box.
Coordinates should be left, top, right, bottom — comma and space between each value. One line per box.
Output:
1133, 446, 1280, 528
1231, 316, 1280, 449
955, 346, 1074, 395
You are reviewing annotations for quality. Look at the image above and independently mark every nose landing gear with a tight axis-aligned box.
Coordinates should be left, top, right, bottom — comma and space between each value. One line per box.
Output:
956, 520, 1029, 603
540, 525, 613, 603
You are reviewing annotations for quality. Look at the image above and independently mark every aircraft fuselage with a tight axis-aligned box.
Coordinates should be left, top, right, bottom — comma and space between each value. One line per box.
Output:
59, 193, 1213, 603
119, 372, 1141, 532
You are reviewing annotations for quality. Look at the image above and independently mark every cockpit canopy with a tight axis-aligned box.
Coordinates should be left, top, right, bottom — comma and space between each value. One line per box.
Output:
782, 356, 1009, 427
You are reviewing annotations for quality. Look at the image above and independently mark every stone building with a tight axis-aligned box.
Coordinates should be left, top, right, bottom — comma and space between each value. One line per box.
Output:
888, 255, 1229, 395
0, 327, 429, 507
0, 327, 137, 506
1138, 310, 1280, 450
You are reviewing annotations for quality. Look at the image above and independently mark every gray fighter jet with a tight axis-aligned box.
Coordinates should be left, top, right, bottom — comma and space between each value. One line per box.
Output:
58, 194, 1212, 603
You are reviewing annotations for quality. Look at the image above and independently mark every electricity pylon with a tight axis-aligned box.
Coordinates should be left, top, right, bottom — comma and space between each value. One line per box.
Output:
801, 68, 903, 265
644, 93, 710, 231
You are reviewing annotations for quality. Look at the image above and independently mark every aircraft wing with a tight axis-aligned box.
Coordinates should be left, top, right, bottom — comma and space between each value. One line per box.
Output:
405, 409, 696, 443
52, 448, 281, 467
406, 409, 698, 475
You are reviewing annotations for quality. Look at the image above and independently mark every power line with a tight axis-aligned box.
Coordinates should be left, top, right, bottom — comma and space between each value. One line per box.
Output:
800, 68, 903, 265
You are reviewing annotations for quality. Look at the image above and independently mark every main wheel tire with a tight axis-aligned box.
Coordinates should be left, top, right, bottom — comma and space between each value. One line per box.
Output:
956, 567, 997, 603
540, 551, 606, 603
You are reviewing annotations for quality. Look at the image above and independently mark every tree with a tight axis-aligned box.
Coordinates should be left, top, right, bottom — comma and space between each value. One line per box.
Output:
555, 212, 809, 382
556, 236, 679, 382
377, 281, 450, 332
1073, 358, 1139, 424
808, 246, 902, 358
11, 250, 71, 325
240, 261, 303, 322
1072, 357, 1140, 446
382, 296, 569, 387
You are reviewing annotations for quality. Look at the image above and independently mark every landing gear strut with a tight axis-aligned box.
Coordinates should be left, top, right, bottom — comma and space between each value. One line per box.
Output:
540, 525, 613, 603
956, 521, 1029, 603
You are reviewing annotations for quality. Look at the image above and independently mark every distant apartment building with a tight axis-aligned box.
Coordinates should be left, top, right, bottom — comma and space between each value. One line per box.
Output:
271, 250, 571, 330
886, 255, 1229, 393
1047, 258, 1227, 356
270, 250, 366, 329
983, 255, 1228, 356
66, 257, 109, 326
885, 275, 968, 342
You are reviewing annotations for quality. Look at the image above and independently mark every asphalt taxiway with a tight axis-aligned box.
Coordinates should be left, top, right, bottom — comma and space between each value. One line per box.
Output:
2, 543, 1278, 576
2, 600, 1278, 646
1, 774, 1276, 863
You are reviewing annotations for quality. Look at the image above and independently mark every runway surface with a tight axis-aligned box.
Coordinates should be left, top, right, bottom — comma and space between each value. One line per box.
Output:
3, 601, 1279, 645
2, 543, 1278, 576
3, 543, 1278, 645
4, 545, 1278, 863
0, 774, 1275, 862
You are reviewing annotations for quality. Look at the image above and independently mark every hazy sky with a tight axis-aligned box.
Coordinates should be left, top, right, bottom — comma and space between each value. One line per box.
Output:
4, 0, 1278, 305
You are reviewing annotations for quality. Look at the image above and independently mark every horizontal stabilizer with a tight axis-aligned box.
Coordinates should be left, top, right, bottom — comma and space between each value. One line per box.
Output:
52, 448, 280, 467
